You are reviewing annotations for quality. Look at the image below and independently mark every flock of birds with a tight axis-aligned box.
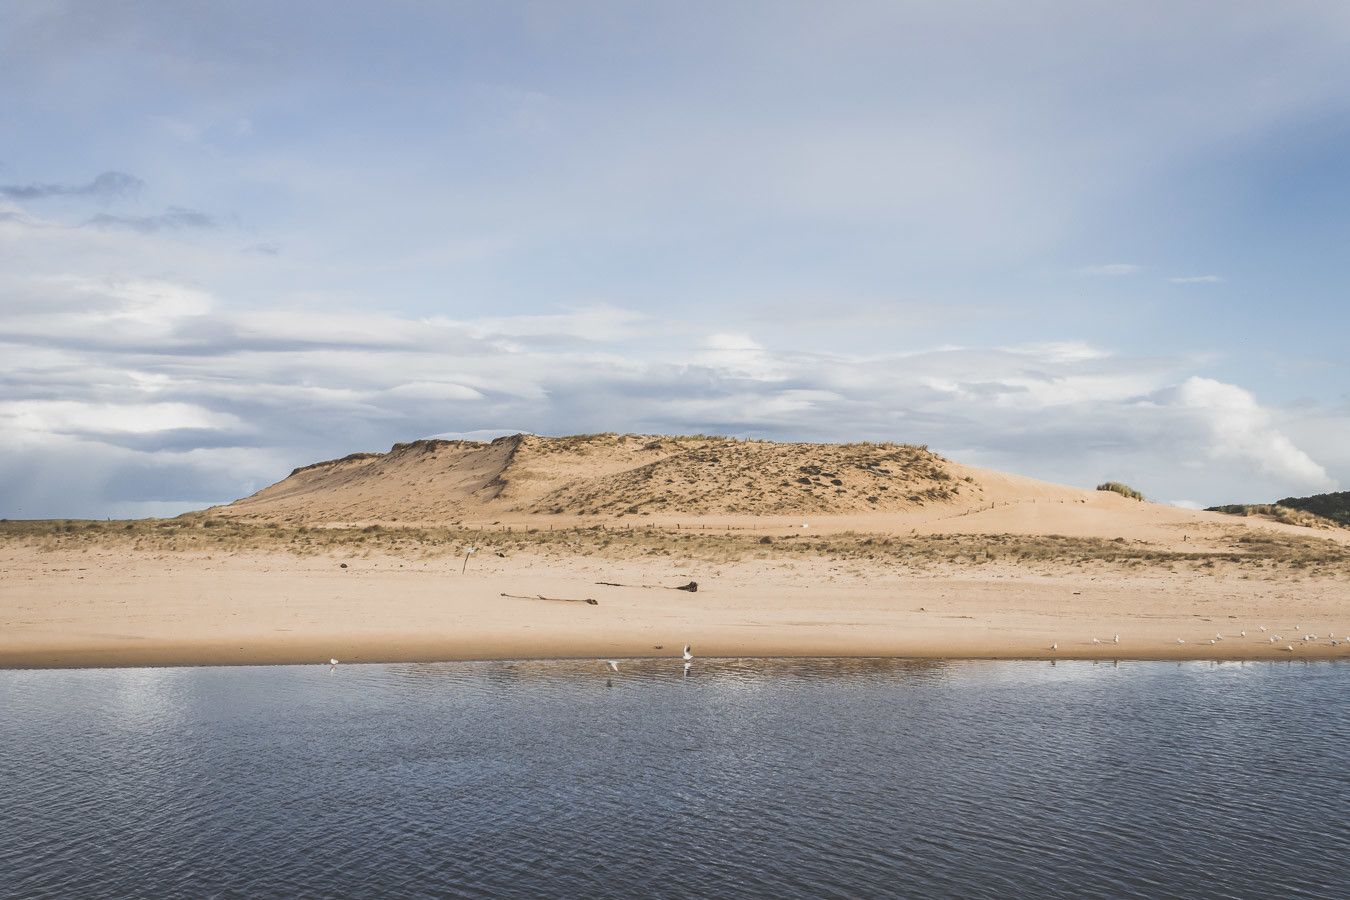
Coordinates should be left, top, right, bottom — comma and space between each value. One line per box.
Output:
1049, 625, 1345, 654
605, 643, 694, 678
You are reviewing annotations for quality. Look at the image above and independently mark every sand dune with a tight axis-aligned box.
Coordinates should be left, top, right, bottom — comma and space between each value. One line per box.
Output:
4, 433, 1347, 668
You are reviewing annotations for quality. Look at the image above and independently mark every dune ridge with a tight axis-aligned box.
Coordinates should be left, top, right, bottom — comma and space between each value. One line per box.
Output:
207, 433, 977, 523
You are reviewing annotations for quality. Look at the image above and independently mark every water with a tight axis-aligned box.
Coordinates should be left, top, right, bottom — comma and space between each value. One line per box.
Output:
2, 659, 1347, 899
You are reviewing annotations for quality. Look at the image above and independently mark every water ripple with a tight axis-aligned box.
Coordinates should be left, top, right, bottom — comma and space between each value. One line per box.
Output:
1, 660, 1348, 899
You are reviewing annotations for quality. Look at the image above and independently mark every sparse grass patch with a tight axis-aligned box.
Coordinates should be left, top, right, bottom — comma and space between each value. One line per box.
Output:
3, 518, 1347, 576
1097, 481, 1145, 501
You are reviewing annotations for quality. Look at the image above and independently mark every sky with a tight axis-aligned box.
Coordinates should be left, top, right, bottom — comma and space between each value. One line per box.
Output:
2, 1, 1349, 518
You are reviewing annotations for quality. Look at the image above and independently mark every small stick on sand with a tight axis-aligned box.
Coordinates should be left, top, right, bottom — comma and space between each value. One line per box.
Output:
594, 580, 699, 592
500, 592, 599, 606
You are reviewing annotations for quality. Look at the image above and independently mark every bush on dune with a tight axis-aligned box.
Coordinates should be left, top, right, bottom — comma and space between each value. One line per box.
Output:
1096, 481, 1145, 501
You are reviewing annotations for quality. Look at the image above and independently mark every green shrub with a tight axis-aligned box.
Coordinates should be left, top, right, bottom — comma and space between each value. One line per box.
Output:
1097, 481, 1144, 501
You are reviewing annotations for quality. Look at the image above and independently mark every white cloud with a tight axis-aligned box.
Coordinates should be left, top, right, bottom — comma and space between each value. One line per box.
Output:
384, 382, 486, 402
0, 400, 242, 437
1166, 377, 1335, 490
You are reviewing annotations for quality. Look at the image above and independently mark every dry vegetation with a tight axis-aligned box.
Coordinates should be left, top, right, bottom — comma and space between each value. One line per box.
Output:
1206, 503, 1346, 531
1097, 481, 1145, 501
5, 518, 1348, 577
526, 437, 969, 516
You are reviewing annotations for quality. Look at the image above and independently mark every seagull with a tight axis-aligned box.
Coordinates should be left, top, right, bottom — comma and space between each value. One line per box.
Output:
1273, 635, 1282, 641
328, 658, 339, 666
1208, 639, 1216, 645
1113, 634, 1120, 644
1091, 638, 1101, 645
1258, 625, 1267, 632
1282, 645, 1294, 652
605, 660, 620, 673
1215, 633, 1223, 641
682, 644, 694, 662
1050, 643, 1058, 651
1177, 638, 1186, 644
1239, 630, 1246, 637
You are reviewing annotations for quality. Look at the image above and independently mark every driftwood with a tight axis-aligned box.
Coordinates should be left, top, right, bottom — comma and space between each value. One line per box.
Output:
500, 592, 598, 606
595, 580, 698, 593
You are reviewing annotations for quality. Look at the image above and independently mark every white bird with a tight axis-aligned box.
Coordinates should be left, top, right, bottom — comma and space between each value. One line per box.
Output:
1215, 633, 1223, 641
1258, 625, 1267, 632
1113, 634, 1120, 644
1282, 645, 1294, 652
328, 658, 339, 666
682, 644, 693, 662
1208, 639, 1216, 645
1294, 624, 1301, 631
1269, 637, 1276, 643
1050, 643, 1058, 651
1177, 638, 1186, 644
1240, 631, 1246, 637
1273, 635, 1282, 641
1091, 638, 1101, 645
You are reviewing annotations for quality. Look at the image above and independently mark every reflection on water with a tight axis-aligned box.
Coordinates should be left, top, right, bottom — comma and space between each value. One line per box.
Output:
2, 659, 1348, 899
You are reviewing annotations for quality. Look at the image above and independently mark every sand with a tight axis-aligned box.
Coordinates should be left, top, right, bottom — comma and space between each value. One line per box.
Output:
3, 539, 1347, 668
4, 433, 1347, 668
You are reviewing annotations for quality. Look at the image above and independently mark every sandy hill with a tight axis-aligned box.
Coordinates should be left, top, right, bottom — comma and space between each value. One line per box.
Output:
200, 433, 1349, 552
207, 433, 979, 523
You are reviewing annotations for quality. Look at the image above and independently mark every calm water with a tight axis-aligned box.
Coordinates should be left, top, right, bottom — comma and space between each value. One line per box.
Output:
2, 659, 1347, 900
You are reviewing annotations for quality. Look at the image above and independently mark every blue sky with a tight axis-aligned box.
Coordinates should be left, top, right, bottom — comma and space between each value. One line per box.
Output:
2, 1, 1348, 517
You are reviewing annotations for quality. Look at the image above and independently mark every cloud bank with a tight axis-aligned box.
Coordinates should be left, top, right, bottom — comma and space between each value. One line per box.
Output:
0, 271, 1338, 517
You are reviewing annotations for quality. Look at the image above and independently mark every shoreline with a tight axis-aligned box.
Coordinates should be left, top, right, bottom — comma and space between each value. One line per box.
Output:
5, 654, 1350, 673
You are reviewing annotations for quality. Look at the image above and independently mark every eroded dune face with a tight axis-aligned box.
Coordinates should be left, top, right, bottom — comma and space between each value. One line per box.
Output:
197, 433, 1348, 550
205, 433, 981, 523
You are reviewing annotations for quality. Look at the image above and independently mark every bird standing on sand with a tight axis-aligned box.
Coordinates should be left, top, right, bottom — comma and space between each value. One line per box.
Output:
682, 644, 694, 662
1091, 638, 1100, 645
1177, 638, 1186, 644
1050, 643, 1058, 651
328, 658, 339, 667
1259, 625, 1267, 632
1113, 634, 1120, 644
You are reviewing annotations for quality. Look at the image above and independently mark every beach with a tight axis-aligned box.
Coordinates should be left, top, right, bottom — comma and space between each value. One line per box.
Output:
4, 516, 1347, 667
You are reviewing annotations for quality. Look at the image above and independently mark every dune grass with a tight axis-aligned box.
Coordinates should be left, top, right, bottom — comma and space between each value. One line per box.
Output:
1096, 481, 1145, 502
3, 518, 1347, 576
